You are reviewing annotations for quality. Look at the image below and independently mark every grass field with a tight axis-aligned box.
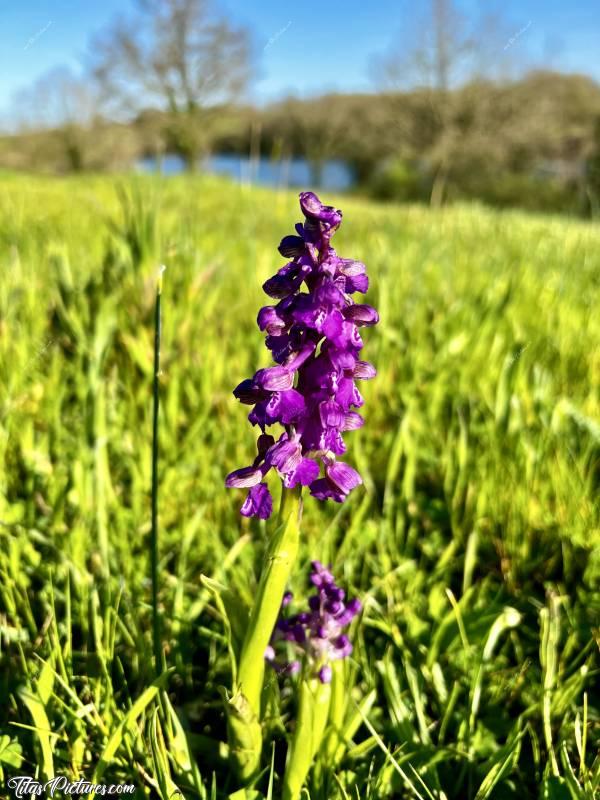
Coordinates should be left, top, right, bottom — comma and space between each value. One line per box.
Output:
0, 174, 598, 799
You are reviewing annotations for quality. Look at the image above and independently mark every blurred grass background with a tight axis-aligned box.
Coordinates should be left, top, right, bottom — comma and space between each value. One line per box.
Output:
0, 174, 598, 798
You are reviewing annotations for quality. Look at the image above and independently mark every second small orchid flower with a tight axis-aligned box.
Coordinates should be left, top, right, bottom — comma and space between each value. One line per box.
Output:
265, 561, 361, 683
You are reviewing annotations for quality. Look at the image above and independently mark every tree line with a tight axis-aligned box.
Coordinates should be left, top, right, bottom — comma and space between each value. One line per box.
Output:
2, 0, 600, 216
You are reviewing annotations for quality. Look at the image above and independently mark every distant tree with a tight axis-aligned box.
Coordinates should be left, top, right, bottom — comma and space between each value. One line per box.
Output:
90, 0, 254, 169
584, 115, 600, 216
12, 67, 98, 172
10, 66, 140, 173
264, 96, 353, 186
259, 94, 399, 187
375, 0, 518, 204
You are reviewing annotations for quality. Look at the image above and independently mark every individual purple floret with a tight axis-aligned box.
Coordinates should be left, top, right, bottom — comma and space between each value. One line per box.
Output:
225, 191, 379, 518
265, 561, 362, 683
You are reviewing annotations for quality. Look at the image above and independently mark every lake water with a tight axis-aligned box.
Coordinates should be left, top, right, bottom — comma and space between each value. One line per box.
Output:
137, 153, 354, 191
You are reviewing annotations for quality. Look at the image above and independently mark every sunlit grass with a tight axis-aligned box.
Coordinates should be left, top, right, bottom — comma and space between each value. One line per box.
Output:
0, 174, 598, 798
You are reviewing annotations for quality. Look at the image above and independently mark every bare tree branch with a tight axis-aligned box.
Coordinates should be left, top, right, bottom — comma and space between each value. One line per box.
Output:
89, 0, 254, 166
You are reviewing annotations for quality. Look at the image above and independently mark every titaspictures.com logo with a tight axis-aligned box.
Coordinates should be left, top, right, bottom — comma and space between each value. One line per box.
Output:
5, 775, 136, 797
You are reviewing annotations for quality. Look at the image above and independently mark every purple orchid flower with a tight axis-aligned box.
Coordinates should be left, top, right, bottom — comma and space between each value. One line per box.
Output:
226, 191, 378, 518
265, 561, 361, 683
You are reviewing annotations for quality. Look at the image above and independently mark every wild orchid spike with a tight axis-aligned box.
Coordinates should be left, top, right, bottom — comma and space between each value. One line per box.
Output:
226, 191, 379, 517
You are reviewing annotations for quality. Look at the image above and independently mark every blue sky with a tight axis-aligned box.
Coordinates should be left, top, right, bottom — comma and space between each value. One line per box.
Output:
1, 0, 599, 118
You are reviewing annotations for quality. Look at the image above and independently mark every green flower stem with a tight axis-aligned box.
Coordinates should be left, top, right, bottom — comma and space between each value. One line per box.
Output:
312, 659, 348, 789
228, 484, 302, 781
238, 484, 302, 718
323, 659, 346, 762
282, 676, 332, 800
